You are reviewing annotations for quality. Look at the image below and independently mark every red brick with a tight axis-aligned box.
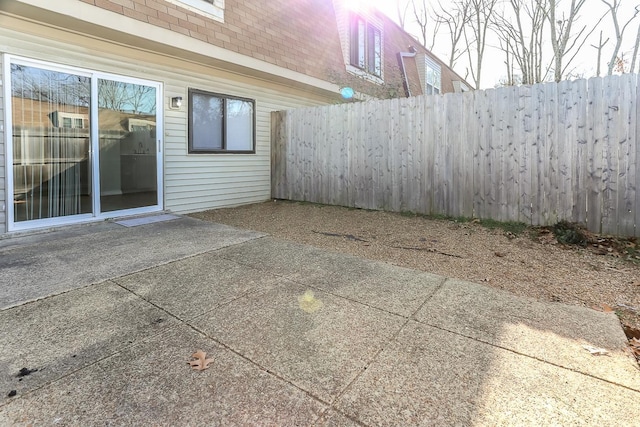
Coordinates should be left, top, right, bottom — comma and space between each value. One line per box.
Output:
157, 10, 179, 25
186, 14, 206, 27
166, 7, 188, 20
177, 18, 198, 32
195, 26, 215, 38
123, 7, 149, 21
148, 15, 171, 29
145, 0, 168, 13
189, 31, 208, 42
214, 32, 231, 43
169, 23, 190, 36
95, 0, 124, 14
133, 2, 158, 18
109, 0, 134, 8
222, 41, 239, 52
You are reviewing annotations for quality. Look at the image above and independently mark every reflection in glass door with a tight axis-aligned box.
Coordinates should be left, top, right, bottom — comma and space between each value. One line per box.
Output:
10, 64, 92, 222
8, 57, 162, 230
97, 79, 158, 213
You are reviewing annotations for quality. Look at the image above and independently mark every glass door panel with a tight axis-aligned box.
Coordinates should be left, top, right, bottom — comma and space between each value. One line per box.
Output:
10, 64, 92, 222
97, 79, 158, 213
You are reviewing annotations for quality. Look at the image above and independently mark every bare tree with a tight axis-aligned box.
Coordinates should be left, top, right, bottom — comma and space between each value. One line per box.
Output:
492, 0, 549, 85
396, 0, 410, 30
128, 85, 156, 115
590, 30, 610, 77
628, 22, 640, 73
493, 0, 604, 84
432, 0, 472, 68
409, 0, 440, 50
601, 0, 640, 75
11, 64, 90, 106
463, 0, 499, 89
410, 0, 429, 48
547, 0, 588, 82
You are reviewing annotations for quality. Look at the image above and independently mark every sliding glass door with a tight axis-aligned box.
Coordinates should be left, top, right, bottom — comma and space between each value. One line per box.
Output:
98, 78, 158, 213
7, 57, 162, 230
10, 63, 93, 223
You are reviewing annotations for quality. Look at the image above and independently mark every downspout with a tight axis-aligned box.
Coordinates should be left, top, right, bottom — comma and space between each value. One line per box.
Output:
397, 46, 417, 97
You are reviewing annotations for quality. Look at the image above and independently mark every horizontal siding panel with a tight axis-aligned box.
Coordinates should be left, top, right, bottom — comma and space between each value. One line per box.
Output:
166, 176, 269, 187
166, 190, 270, 210
169, 194, 271, 214
166, 173, 269, 181
166, 184, 270, 198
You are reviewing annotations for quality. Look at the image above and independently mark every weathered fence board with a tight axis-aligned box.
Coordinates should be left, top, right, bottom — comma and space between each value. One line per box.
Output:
271, 74, 640, 236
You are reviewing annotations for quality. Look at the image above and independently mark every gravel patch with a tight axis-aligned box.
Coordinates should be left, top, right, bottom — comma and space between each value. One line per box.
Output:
190, 200, 640, 332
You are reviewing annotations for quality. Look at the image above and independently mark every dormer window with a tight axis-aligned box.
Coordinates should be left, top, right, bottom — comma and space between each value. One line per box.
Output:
350, 15, 382, 77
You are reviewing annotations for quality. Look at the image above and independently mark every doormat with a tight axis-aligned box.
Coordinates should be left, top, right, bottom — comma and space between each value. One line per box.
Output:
115, 214, 181, 227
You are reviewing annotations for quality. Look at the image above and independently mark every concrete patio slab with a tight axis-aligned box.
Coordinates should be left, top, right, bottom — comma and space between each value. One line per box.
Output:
1, 219, 638, 426
414, 278, 640, 391
315, 409, 361, 426
0, 281, 178, 404
0, 325, 327, 426
191, 282, 407, 402
335, 321, 639, 426
0, 217, 265, 309
114, 253, 281, 320
217, 238, 445, 317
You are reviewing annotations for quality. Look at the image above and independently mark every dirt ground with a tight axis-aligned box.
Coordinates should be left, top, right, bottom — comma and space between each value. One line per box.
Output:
190, 200, 640, 336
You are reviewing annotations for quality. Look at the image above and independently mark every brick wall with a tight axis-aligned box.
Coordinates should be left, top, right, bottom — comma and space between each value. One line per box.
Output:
80, 0, 468, 97
82, 0, 346, 82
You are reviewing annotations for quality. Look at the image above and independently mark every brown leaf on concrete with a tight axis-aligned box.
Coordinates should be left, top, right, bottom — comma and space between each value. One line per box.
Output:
592, 303, 615, 313
601, 303, 615, 312
188, 350, 214, 371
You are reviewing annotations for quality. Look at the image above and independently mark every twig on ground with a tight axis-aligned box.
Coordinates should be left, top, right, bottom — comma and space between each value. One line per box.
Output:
389, 246, 464, 258
311, 230, 369, 242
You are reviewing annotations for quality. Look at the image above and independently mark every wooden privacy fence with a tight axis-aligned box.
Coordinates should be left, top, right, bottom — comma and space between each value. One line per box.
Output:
271, 74, 640, 236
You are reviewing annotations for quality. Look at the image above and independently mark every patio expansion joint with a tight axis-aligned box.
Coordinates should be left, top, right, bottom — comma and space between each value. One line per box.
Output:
0, 282, 185, 408
411, 315, 640, 395
0, 279, 104, 312
109, 278, 334, 412
217, 255, 447, 322
316, 276, 448, 419
184, 321, 333, 412
0, 238, 261, 312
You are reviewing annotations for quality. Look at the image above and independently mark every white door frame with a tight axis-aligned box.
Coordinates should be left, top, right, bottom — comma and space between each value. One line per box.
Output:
3, 54, 164, 232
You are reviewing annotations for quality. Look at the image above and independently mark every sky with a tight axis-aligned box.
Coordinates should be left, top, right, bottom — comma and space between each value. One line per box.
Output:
363, 0, 640, 88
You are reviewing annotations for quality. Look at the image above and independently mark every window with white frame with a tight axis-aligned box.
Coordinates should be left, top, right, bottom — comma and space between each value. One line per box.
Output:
349, 14, 382, 77
425, 57, 442, 95
188, 89, 255, 153
164, 0, 224, 22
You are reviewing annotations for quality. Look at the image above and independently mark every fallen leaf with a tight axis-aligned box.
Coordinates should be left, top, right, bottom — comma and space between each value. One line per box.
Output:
188, 350, 214, 371
592, 303, 615, 313
628, 339, 640, 360
582, 345, 610, 356
601, 303, 614, 312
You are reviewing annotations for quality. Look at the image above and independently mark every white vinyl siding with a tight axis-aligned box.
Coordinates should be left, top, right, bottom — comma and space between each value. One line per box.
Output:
417, 54, 442, 96
0, 20, 334, 233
